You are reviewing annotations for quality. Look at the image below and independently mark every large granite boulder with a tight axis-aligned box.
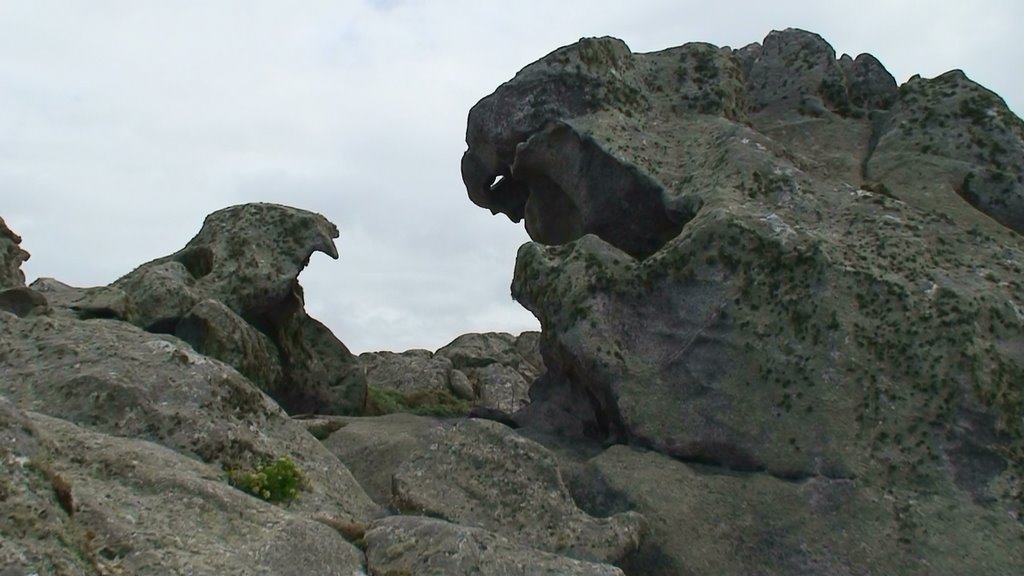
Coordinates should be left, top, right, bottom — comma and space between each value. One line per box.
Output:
175, 298, 285, 397
0, 311, 381, 526
319, 413, 445, 507
571, 444, 1024, 575
20, 410, 367, 575
113, 203, 365, 415
438, 331, 544, 413
391, 418, 645, 564
0, 286, 48, 318
464, 29, 1024, 573
364, 516, 625, 576
0, 301, 384, 574
361, 349, 455, 396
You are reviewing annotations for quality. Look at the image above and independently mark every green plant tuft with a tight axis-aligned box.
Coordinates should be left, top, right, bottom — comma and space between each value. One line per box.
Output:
363, 386, 470, 418
229, 456, 303, 503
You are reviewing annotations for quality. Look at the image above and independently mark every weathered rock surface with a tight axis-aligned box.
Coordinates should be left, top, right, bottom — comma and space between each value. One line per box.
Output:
391, 418, 645, 564
0, 286, 48, 318
572, 444, 1024, 576
0, 311, 381, 526
113, 203, 365, 415
0, 216, 29, 289
361, 331, 542, 415
0, 397, 95, 574
5, 25, 1023, 576
175, 298, 285, 396
464, 28, 1024, 573
320, 413, 445, 507
438, 331, 544, 413
25, 411, 366, 575
0, 206, 628, 574
30, 277, 133, 321
868, 69, 1024, 234
361, 349, 454, 396
364, 515, 625, 576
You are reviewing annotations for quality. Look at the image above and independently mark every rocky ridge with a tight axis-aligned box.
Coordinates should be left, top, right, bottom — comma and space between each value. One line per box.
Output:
0, 207, 629, 573
360, 331, 543, 417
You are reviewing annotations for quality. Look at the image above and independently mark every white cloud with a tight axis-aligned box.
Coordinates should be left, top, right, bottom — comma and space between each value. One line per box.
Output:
1, 1, 1021, 352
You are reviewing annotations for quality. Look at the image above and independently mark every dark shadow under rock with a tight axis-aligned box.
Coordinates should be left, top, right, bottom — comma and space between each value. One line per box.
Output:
0, 287, 48, 318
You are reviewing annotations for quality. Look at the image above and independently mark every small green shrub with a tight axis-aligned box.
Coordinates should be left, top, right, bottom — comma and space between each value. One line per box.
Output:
229, 456, 303, 503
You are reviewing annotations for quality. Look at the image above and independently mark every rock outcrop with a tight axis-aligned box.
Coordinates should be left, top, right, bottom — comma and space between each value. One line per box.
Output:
571, 444, 1023, 575
0, 312, 380, 523
391, 419, 645, 564
0, 216, 29, 289
464, 28, 1024, 574
868, 69, 1024, 233
438, 331, 544, 413
113, 203, 366, 415
30, 277, 133, 321
361, 331, 543, 416
0, 203, 632, 575
0, 309, 380, 574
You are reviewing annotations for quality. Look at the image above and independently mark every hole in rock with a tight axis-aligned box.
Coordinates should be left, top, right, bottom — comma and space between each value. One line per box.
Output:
72, 307, 120, 321
174, 246, 215, 280
146, 317, 180, 335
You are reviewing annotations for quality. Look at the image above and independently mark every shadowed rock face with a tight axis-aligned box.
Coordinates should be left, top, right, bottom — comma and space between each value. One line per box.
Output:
113, 203, 365, 415
462, 37, 692, 260
465, 28, 1024, 574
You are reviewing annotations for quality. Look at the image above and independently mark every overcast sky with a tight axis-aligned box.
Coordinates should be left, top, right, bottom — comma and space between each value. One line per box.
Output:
1, 1, 1021, 353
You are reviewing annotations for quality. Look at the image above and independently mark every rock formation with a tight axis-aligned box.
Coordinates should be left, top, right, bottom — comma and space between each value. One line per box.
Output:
30, 277, 133, 321
112, 203, 366, 415
0, 216, 29, 289
463, 28, 1024, 574
390, 419, 645, 564
3, 26, 1024, 576
360, 331, 543, 417
0, 211, 629, 575
0, 298, 379, 573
